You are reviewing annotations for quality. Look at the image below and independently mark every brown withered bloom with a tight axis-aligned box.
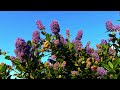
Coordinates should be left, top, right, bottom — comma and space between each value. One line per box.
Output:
61, 61, 66, 69
96, 44, 102, 49
86, 58, 91, 63
0, 63, 4, 66
45, 62, 50, 67
86, 61, 91, 68
91, 66, 97, 71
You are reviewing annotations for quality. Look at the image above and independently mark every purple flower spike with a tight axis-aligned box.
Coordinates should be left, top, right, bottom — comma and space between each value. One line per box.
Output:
97, 67, 107, 79
75, 30, 83, 40
106, 20, 114, 32
101, 39, 107, 45
32, 30, 40, 44
50, 20, 60, 35
36, 20, 45, 30
14, 38, 31, 62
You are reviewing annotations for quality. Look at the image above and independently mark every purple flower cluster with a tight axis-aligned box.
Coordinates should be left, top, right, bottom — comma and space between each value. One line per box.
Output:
50, 20, 60, 35
64, 39, 68, 45
10, 56, 16, 62
51, 55, 56, 59
75, 30, 83, 40
106, 21, 119, 32
59, 35, 68, 45
92, 51, 100, 61
106, 21, 114, 32
14, 38, 31, 62
72, 40, 82, 51
54, 40, 60, 45
115, 25, 120, 32
101, 39, 107, 45
97, 67, 107, 79
108, 47, 115, 55
86, 46, 93, 55
60, 35, 65, 44
108, 37, 113, 42
10, 56, 16, 66
36, 20, 45, 30
32, 30, 40, 44
53, 62, 59, 68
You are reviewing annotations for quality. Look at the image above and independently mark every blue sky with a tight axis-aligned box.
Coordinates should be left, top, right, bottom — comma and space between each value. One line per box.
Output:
0, 11, 120, 66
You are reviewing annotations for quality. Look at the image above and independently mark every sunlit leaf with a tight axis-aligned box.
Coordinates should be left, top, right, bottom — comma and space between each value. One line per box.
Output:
108, 61, 113, 69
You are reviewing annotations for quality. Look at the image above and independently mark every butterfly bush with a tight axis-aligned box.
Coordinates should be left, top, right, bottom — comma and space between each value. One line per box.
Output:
0, 18, 120, 79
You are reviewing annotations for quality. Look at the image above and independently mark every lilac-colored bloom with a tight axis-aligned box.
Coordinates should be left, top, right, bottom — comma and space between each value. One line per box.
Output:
50, 20, 60, 35
101, 39, 107, 45
97, 67, 107, 79
61, 61, 66, 69
106, 21, 114, 32
64, 40, 68, 45
36, 20, 45, 30
53, 62, 59, 68
108, 47, 115, 55
54, 40, 60, 45
72, 40, 76, 45
14, 38, 31, 62
92, 51, 100, 61
32, 30, 40, 44
112, 25, 117, 32
86, 46, 92, 55
60, 35, 65, 44
115, 25, 120, 32
72, 40, 82, 51
51, 55, 56, 59
10, 56, 16, 62
10, 56, 16, 66
75, 30, 83, 40
71, 71, 79, 76
108, 37, 113, 42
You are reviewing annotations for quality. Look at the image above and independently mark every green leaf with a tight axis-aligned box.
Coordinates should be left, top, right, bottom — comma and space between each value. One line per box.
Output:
41, 31, 46, 35
14, 60, 21, 65
46, 34, 51, 42
102, 63, 111, 71
108, 34, 115, 37
108, 61, 113, 69
104, 45, 109, 50
69, 42, 73, 50
0, 49, 1, 55
5, 56, 10, 60
114, 58, 120, 69
27, 40, 32, 46
56, 51, 59, 54
1, 65, 7, 72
